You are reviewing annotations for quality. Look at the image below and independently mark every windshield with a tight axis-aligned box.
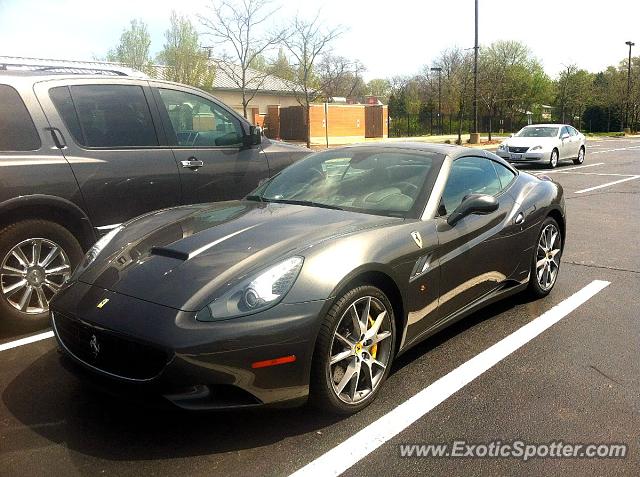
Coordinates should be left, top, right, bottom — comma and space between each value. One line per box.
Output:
515, 126, 559, 138
248, 148, 441, 217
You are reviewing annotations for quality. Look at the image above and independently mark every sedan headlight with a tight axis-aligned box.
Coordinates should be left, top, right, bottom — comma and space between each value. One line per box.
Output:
530, 145, 543, 151
196, 256, 304, 322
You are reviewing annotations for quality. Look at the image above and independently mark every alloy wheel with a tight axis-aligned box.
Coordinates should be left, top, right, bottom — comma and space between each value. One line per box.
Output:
550, 150, 558, 168
328, 296, 393, 404
0, 238, 71, 314
535, 224, 561, 291
577, 148, 585, 163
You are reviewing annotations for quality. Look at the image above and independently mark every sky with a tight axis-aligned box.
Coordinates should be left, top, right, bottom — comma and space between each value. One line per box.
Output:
0, 0, 638, 80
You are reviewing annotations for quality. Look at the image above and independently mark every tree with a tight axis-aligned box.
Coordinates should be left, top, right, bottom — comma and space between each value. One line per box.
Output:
157, 12, 215, 89
283, 13, 342, 148
366, 79, 391, 101
106, 19, 152, 72
317, 54, 367, 99
199, 0, 286, 118
268, 47, 296, 81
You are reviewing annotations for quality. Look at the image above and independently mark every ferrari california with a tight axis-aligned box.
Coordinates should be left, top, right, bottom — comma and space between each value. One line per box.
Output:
50, 143, 565, 414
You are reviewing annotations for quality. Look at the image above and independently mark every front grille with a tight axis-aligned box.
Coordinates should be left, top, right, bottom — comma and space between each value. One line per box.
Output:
53, 312, 170, 381
508, 146, 529, 153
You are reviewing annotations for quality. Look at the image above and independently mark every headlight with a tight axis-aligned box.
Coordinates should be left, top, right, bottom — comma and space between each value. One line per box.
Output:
196, 256, 304, 322
70, 226, 123, 281
530, 145, 543, 151
498, 143, 507, 151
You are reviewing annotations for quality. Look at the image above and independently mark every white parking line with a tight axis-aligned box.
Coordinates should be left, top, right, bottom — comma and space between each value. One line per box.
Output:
537, 162, 604, 174
575, 175, 640, 194
289, 280, 610, 477
0, 330, 54, 352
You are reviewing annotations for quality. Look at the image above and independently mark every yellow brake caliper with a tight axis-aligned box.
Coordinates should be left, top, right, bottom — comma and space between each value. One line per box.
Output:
368, 316, 378, 359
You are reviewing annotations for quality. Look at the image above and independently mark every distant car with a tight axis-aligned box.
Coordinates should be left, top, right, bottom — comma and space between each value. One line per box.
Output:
496, 124, 585, 168
51, 143, 566, 414
0, 72, 309, 328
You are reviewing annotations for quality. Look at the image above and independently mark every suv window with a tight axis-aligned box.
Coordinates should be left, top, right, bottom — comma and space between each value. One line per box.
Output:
157, 88, 243, 147
440, 157, 502, 215
0, 85, 41, 151
492, 161, 516, 189
50, 84, 158, 148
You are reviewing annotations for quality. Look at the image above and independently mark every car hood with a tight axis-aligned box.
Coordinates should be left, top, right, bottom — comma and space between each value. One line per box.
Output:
505, 136, 557, 148
78, 200, 399, 311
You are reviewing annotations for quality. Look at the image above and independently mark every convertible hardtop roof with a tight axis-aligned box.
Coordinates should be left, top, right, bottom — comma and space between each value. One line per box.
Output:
333, 142, 501, 161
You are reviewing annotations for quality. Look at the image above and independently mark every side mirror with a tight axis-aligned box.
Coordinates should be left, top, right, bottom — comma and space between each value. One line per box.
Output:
244, 125, 262, 147
447, 194, 499, 226
561, 133, 570, 140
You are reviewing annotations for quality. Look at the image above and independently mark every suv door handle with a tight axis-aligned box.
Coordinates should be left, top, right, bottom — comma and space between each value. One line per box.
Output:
45, 127, 66, 149
181, 158, 204, 170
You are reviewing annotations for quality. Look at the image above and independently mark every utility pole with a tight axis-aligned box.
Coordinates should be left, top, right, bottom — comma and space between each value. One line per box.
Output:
471, 0, 480, 144
624, 41, 634, 133
431, 67, 442, 135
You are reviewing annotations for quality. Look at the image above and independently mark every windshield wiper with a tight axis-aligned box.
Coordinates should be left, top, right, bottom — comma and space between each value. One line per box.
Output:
268, 199, 344, 210
244, 195, 264, 202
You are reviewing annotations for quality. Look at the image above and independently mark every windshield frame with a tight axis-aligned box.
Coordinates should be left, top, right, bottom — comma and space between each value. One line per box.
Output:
246, 146, 446, 219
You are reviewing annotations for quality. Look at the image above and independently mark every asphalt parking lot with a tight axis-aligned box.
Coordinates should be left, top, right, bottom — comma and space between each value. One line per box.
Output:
1, 137, 639, 476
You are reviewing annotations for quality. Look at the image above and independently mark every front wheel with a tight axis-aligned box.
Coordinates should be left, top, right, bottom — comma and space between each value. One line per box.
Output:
527, 217, 562, 298
549, 149, 559, 168
573, 146, 585, 165
310, 285, 396, 414
0, 220, 83, 329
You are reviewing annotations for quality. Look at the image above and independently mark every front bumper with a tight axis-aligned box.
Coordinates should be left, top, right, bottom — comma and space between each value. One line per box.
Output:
50, 281, 328, 410
496, 150, 549, 163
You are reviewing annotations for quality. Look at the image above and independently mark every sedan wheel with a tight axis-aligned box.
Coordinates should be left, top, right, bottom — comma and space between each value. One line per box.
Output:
528, 218, 562, 297
311, 285, 395, 414
549, 149, 559, 168
573, 147, 585, 165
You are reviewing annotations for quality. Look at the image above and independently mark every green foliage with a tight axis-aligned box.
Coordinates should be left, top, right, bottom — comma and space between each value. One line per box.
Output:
106, 19, 152, 72
156, 11, 215, 89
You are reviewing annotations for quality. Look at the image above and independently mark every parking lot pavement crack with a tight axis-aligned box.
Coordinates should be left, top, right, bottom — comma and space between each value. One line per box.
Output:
564, 261, 640, 274
588, 365, 625, 388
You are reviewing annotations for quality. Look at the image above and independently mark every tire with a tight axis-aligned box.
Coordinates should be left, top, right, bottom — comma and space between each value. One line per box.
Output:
310, 285, 396, 415
527, 217, 562, 298
573, 146, 585, 165
0, 220, 83, 330
549, 149, 559, 168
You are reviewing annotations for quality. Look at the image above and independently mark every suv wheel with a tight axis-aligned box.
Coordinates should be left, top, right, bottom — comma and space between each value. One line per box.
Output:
0, 220, 83, 329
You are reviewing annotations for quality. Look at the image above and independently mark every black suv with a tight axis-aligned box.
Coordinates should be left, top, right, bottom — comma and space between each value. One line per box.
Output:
0, 72, 308, 327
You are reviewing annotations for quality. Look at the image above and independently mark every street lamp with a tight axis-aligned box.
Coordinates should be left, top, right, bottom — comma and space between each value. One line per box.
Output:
471, 0, 480, 144
624, 40, 635, 133
430, 67, 442, 135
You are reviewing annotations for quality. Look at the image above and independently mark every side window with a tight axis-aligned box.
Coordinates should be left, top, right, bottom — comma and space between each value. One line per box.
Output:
0, 85, 41, 151
492, 161, 516, 189
569, 126, 578, 136
157, 88, 243, 147
51, 84, 158, 148
560, 126, 570, 137
440, 157, 502, 215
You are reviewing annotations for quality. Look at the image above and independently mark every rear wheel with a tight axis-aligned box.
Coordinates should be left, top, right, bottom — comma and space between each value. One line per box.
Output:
573, 146, 585, 165
310, 285, 396, 414
527, 217, 562, 298
549, 149, 559, 168
0, 220, 82, 329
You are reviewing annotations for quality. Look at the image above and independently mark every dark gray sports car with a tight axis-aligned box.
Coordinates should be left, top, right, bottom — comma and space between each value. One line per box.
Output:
50, 143, 565, 414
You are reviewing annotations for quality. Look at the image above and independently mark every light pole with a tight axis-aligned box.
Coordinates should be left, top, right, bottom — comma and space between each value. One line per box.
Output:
431, 67, 442, 135
471, 0, 480, 144
624, 40, 634, 133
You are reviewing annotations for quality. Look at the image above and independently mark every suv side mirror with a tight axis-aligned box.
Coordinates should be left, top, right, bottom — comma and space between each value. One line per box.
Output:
244, 125, 262, 147
447, 194, 499, 226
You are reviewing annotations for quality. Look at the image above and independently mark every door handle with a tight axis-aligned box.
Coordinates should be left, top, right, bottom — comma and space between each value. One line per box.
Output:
514, 212, 525, 225
45, 127, 66, 149
181, 158, 204, 170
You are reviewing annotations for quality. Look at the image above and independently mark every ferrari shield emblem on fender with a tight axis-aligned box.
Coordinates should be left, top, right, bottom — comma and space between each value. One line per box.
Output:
411, 231, 423, 249
97, 298, 109, 309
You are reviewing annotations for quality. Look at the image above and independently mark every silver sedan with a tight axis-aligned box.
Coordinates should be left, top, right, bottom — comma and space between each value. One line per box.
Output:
496, 124, 586, 168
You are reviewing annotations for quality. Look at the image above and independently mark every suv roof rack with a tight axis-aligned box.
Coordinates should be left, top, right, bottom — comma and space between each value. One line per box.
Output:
0, 56, 148, 78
